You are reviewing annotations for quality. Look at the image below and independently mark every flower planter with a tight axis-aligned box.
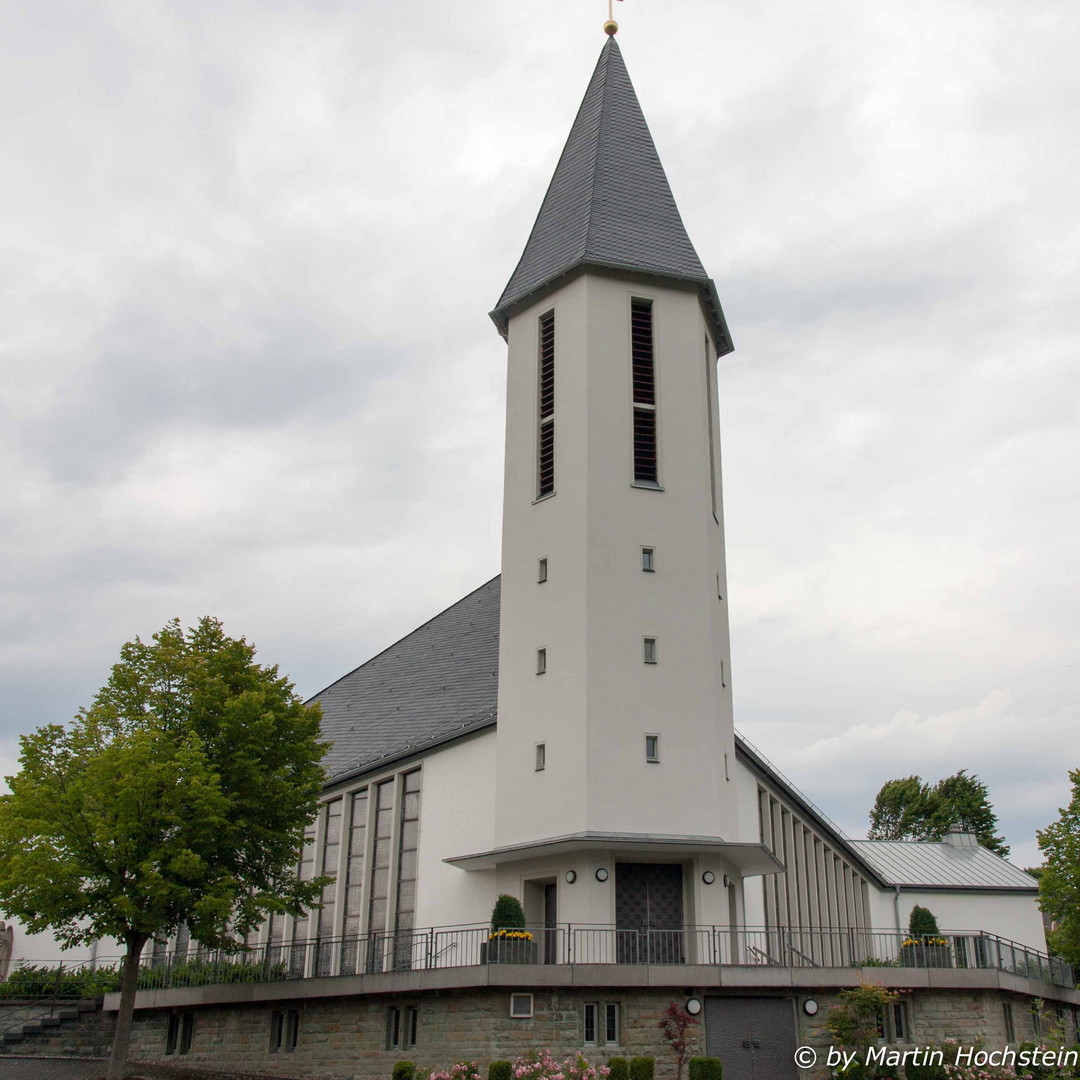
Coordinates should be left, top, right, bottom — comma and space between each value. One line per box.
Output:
901, 943, 952, 969
480, 938, 539, 965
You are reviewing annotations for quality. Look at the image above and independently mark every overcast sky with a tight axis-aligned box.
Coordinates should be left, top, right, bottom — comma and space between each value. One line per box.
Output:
2, 0, 1077, 868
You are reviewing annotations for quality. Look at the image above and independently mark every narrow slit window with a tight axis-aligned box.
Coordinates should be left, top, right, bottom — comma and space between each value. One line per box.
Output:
584, 1002, 598, 1044
538, 557, 548, 583
643, 637, 657, 664
535, 743, 546, 771
641, 546, 654, 572
536, 647, 547, 675
284, 1011, 299, 1052
645, 735, 660, 763
705, 334, 718, 517
386, 1007, 401, 1050
605, 1002, 620, 1044
631, 299, 658, 484
179, 1015, 194, 1055
891, 1002, 907, 1042
537, 311, 556, 497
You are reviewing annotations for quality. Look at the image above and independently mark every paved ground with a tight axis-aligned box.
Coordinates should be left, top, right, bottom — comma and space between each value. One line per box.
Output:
0, 1058, 107, 1079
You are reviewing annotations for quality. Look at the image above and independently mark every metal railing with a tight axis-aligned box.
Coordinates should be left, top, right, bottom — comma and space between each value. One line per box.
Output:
20, 926, 1074, 992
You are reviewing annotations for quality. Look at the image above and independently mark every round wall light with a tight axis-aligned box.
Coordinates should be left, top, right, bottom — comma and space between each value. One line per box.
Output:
595, 867, 609, 882
702, 871, 716, 885
686, 998, 702, 1016
803, 998, 819, 1016
565, 870, 577, 884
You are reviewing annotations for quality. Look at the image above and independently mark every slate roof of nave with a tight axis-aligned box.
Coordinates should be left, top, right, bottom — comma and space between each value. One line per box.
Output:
489, 37, 731, 353
311, 576, 500, 782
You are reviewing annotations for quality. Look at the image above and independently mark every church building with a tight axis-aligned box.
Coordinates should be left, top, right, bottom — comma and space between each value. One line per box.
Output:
2, 27, 1076, 1080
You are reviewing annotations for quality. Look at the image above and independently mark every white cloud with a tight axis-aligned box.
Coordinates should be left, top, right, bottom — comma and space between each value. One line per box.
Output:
1, 0, 1077, 876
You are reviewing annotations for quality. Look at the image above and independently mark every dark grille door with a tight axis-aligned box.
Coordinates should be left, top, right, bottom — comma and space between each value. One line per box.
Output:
614, 863, 683, 963
705, 997, 797, 1080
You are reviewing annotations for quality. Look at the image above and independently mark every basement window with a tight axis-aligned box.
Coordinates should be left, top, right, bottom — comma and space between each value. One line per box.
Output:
584, 1002, 621, 1046
387, 1005, 418, 1051
510, 993, 535, 1019
270, 1010, 300, 1053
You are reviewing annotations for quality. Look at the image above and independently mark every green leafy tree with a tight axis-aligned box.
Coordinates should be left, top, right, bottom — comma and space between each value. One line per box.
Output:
0, 617, 328, 1079
868, 776, 936, 841
826, 982, 899, 1078
1036, 768, 1080, 964
867, 770, 1009, 856
928, 771, 1008, 855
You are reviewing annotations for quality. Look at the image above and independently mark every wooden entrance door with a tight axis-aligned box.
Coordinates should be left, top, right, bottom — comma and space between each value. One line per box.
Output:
614, 863, 684, 963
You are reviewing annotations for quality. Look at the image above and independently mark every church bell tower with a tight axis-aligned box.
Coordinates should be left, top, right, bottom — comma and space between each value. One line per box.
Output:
490, 35, 742, 883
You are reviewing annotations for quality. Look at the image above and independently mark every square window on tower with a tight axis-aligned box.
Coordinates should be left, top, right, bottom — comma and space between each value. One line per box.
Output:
645, 735, 660, 763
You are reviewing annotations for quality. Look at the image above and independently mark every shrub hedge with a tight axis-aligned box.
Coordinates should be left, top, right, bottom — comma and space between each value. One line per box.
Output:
688, 1058, 723, 1080
393, 1062, 416, 1080
628, 1056, 655, 1080
489, 1062, 513, 1080
607, 1057, 629, 1080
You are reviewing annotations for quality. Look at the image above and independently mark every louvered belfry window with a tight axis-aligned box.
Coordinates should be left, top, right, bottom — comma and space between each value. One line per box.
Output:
537, 311, 556, 497
631, 299, 658, 484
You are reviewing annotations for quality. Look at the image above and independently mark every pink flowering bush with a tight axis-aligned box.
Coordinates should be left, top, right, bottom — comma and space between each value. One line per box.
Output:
430, 1063, 482, 1080
512, 1050, 611, 1080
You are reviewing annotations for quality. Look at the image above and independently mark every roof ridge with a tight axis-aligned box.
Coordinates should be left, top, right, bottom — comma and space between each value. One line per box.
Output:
307, 574, 500, 704
584, 39, 615, 262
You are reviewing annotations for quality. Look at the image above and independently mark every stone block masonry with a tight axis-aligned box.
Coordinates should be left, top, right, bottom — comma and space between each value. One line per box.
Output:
124, 988, 698, 1080
12, 975, 1080, 1080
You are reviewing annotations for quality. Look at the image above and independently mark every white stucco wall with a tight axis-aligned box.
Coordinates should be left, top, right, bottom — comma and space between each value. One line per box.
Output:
496, 273, 738, 849
412, 733, 496, 930
0, 920, 111, 971
866, 886, 1047, 954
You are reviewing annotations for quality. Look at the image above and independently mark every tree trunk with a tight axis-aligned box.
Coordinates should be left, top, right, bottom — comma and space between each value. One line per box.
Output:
106, 936, 147, 1080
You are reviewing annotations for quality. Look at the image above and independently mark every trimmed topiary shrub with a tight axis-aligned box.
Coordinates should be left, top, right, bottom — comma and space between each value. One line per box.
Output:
490, 893, 527, 931
629, 1057, 655, 1080
392, 1062, 416, 1080
607, 1058, 629, 1080
688, 1058, 722, 1080
907, 905, 940, 938
489, 1063, 513, 1080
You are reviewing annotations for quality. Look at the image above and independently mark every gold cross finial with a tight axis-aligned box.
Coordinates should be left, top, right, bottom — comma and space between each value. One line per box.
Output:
604, 0, 618, 35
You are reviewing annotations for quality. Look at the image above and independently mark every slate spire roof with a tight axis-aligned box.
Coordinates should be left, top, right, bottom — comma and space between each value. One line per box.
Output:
491, 37, 731, 353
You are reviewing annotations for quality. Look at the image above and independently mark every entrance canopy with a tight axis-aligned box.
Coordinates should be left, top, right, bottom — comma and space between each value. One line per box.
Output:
444, 831, 783, 875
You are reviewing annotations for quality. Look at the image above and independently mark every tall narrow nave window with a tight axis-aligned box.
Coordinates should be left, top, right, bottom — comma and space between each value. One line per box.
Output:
704, 335, 718, 517
631, 299, 658, 484
537, 311, 556, 497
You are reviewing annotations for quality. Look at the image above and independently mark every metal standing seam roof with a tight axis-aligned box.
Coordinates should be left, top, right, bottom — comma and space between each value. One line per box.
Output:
848, 840, 1039, 892
490, 37, 732, 353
